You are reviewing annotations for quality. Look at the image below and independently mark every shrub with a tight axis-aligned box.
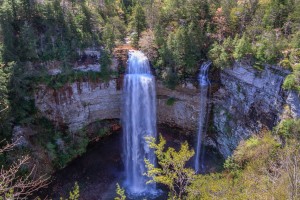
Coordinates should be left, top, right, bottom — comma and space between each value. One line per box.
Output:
254, 32, 284, 63
291, 31, 300, 48
99, 49, 112, 82
166, 97, 176, 106
115, 183, 126, 200
233, 34, 252, 61
144, 135, 195, 199
233, 133, 279, 169
163, 70, 179, 90
208, 42, 231, 69
283, 74, 297, 90
275, 119, 300, 141
279, 59, 292, 70
289, 49, 300, 64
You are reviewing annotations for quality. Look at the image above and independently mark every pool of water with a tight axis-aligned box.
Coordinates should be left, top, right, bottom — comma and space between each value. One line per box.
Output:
35, 125, 223, 200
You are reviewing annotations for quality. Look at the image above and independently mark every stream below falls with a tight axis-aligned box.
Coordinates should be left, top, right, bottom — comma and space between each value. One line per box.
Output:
35, 125, 223, 200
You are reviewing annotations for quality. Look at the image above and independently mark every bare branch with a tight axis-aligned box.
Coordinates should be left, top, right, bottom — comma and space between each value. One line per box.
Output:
0, 141, 50, 199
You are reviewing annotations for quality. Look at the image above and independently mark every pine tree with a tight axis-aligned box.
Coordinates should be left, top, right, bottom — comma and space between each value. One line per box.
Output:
130, 3, 146, 46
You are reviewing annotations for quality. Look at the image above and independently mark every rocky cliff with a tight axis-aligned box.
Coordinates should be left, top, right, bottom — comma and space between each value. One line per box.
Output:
34, 58, 300, 158
211, 63, 291, 157
156, 81, 199, 134
35, 80, 122, 132
34, 79, 200, 134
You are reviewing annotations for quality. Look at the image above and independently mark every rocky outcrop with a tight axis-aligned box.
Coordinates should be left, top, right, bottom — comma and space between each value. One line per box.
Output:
211, 63, 289, 157
156, 81, 199, 134
35, 80, 121, 132
286, 91, 300, 119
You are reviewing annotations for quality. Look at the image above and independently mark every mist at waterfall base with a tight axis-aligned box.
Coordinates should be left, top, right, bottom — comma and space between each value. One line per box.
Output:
195, 61, 212, 173
122, 50, 158, 197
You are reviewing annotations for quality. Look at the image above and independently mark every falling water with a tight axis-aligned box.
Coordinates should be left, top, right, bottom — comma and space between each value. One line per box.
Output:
123, 50, 157, 195
195, 61, 212, 173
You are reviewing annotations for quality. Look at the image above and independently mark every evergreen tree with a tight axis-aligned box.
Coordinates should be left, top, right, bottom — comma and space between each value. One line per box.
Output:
130, 3, 146, 46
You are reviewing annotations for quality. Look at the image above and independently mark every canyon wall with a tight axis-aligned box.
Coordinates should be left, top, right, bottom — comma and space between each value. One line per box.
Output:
211, 63, 290, 157
156, 81, 200, 134
35, 80, 122, 132
34, 79, 200, 134
34, 61, 300, 158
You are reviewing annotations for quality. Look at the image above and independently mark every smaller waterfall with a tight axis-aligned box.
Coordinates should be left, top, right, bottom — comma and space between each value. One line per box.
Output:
195, 61, 212, 173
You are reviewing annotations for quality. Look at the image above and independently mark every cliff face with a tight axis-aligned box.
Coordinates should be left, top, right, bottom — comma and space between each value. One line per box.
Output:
211, 63, 290, 157
156, 81, 199, 133
34, 58, 300, 158
35, 80, 122, 132
34, 79, 200, 133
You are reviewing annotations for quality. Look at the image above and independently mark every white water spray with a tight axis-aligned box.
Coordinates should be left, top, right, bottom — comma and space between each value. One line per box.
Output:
122, 50, 157, 195
195, 61, 212, 173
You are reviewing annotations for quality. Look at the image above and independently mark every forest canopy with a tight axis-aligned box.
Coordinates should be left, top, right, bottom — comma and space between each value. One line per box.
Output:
0, 0, 299, 139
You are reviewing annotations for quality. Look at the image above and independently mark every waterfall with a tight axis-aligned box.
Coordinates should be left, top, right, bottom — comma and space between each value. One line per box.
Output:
122, 50, 157, 195
195, 61, 212, 173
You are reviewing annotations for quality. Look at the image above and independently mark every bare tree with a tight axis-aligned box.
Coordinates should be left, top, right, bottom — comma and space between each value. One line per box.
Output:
285, 148, 300, 200
0, 140, 49, 199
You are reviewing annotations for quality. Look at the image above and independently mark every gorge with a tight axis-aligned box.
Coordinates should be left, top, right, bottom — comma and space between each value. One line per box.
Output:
1, 1, 300, 199
33, 50, 298, 160
26, 48, 300, 199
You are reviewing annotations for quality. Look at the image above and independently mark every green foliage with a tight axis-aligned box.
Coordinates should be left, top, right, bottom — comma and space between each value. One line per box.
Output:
42, 129, 89, 169
115, 183, 126, 200
289, 49, 300, 65
60, 182, 80, 200
233, 34, 252, 61
223, 156, 241, 175
208, 42, 231, 69
0, 0, 126, 63
97, 127, 110, 137
233, 133, 280, 168
279, 59, 292, 70
163, 69, 179, 90
145, 135, 195, 199
149, 0, 210, 83
99, 49, 112, 82
187, 130, 294, 200
166, 97, 177, 106
166, 24, 204, 75
0, 0, 127, 141
283, 74, 297, 90
68, 182, 80, 200
283, 62, 300, 93
102, 23, 116, 53
187, 173, 234, 200
275, 119, 300, 141
46, 142, 57, 160
129, 3, 146, 47
8, 62, 36, 125
254, 32, 285, 63
291, 31, 300, 48
0, 62, 12, 119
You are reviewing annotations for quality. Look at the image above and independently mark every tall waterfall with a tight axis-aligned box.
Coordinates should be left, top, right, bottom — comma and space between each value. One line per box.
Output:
195, 61, 212, 173
123, 50, 157, 195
